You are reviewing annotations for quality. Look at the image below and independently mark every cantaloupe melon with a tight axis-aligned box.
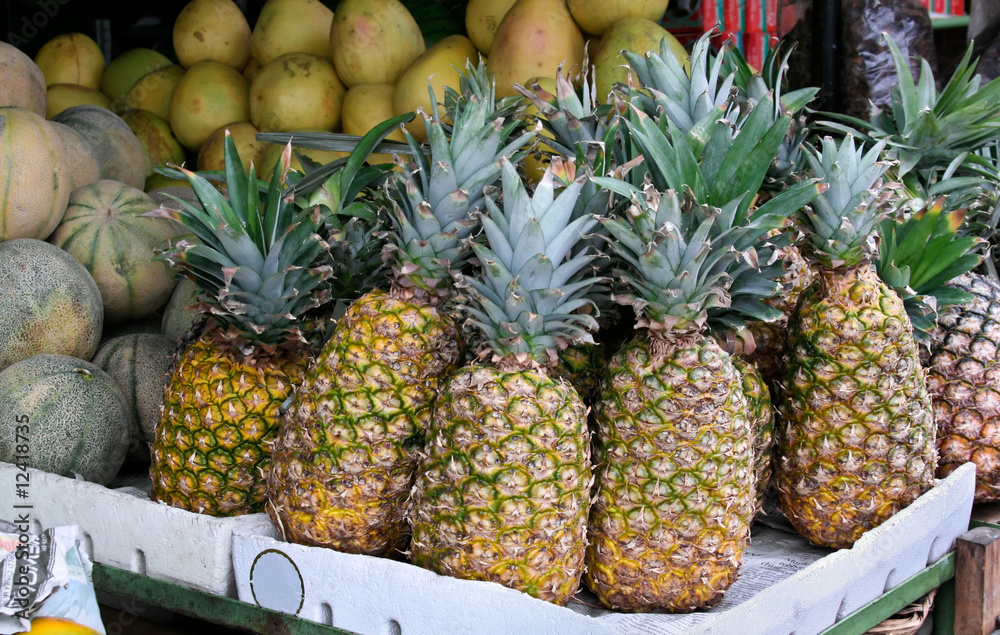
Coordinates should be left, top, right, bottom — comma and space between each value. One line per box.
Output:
47, 120, 101, 192
0, 41, 47, 116
0, 354, 130, 485
160, 278, 204, 341
0, 239, 103, 371
91, 333, 175, 460
0, 106, 71, 241
48, 180, 181, 324
51, 105, 147, 190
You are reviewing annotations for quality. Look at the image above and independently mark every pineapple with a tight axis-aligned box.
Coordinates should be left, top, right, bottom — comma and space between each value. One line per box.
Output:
148, 135, 331, 516
267, 63, 537, 556
776, 135, 937, 549
824, 34, 1000, 503
585, 184, 756, 612
874, 202, 988, 500
583, 78, 823, 611
409, 157, 600, 605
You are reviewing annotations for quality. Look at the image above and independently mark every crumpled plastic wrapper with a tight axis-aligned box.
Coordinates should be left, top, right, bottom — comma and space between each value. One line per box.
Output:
0, 519, 105, 634
841, 0, 937, 119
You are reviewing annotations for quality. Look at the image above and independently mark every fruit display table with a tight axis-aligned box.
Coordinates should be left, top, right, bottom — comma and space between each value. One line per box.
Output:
0, 461, 963, 635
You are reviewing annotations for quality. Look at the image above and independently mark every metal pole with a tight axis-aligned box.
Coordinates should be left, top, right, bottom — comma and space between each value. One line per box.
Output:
812, 0, 841, 112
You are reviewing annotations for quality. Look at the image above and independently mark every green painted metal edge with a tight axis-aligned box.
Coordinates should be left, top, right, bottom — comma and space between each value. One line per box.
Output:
92, 563, 356, 635
819, 553, 956, 635
931, 15, 971, 30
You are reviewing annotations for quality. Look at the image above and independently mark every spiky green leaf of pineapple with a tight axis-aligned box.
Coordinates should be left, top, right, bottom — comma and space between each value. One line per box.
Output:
410, 157, 601, 605
267, 62, 538, 557
147, 133, 332, 516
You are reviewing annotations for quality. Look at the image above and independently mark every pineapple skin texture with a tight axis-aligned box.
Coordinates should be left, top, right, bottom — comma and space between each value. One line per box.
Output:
733, 356, 775, 518
585, 334, 755, 613
409, 366, 592, 606
268, 289, 460, 556
150, 335, 305, 516
925, 272, 1000, 501
778, 266, 937, 548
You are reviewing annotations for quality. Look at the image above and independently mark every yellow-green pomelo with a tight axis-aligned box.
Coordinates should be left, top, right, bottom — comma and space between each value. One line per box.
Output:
0, 239, 103, 370
51, 105, 147, 190
329, 0, 426, 87
47, 121, 101, 192
342, 83, 406, 165
487, 0, 585, 98
121, 64, 185, 121
34, 33, 105, 90
170, 60, 251, 152
519, 76, 558, 183
197, 121, 265, 172
250, 53, 346, 133
243, 56, 262, 83
252, 0, 336, 66
119, 109, 186, 181
48, 180, 181, 323
567, 0, 670, 36
173, 0, 252, 69
258, 131, 348, 177
0, 42, 47, 116
101, 48, 173, 110
45, 84, 112, 119
465, 0, 518, 56
593, 18, 687, 102
144, 173, 191, 191
0, 107, 70, 241
392, 35, 478, 143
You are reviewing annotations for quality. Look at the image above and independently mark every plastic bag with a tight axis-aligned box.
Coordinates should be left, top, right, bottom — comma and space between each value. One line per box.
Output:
0, 520, 105, 634
841, 0, 937, 119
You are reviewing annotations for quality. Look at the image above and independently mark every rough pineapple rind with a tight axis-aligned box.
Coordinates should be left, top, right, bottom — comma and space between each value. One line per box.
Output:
926, 272, 1000, 501
150, 332, 305, 516
586, 333, 755, 613
778, 266, 937, 548
732, 356, 774, 518
268, 289, 460, 556
410, 366, 591, 606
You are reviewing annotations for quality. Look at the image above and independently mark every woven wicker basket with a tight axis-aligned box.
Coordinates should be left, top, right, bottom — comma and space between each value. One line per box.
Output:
865, 589, 936, 635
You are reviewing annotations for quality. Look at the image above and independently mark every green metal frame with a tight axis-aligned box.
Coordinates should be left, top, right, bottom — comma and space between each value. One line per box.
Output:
92, 564, 356, 635
93, 550, 960, 635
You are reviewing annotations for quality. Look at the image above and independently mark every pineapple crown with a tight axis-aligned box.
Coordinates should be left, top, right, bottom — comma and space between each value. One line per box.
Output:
148, 133, 331, 352
820, 34, 1000, 180
622, 32, 818, 192
800, 135, 894, 269
597, 94, 825, 335
875, 199, 984, 339
382, 61, 537, 306
599, 182, 735, 337
459, 157, 603, 371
